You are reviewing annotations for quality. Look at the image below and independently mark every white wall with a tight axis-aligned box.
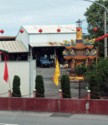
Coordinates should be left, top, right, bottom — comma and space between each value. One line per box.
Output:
0, 60, 36, 97
16, 27, 29, 50
16, 26, 76, 47
29, 33, 76, 46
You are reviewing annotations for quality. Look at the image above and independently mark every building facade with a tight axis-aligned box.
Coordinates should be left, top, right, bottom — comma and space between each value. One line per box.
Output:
16, 25, 76, 65
0, 24, 76, 97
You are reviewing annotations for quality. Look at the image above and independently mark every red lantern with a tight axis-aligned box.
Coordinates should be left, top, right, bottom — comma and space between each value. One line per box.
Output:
76, 27, 80, 32
20, 29, 24, 33
104, 34, 108, 38
57, 28, 61, 32
0, 51, 2, 55
102, 36, 105, 39
93, 27, 98, 32
0, 29, 4, 34
38, 29, 43, 33
95, 36, 102, 42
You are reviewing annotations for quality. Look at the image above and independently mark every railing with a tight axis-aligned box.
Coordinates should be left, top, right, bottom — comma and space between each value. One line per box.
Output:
0, 98, 108, 114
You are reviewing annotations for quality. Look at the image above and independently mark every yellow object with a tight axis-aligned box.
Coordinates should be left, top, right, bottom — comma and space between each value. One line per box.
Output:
76, 27, 82, 40
69, 76, 84, 81
53, 58, 60, 86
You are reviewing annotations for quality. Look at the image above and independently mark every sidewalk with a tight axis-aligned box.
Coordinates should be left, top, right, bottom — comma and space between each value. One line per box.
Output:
0, 111, 108, 119
0, 111, 108, 125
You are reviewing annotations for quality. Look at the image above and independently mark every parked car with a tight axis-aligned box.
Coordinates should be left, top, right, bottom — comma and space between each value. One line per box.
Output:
39, 57, 52, 67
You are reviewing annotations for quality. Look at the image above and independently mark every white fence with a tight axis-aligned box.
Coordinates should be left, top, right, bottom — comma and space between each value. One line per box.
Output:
0, 60, 36, 97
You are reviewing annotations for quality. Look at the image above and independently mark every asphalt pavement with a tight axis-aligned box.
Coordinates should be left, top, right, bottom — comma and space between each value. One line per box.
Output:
0, 111, 108, 125
36, 67, 86, 98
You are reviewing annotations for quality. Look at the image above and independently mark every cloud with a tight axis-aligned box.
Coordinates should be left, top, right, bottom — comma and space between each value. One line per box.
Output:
0, 0, 94, 35
20, 16, 34, 23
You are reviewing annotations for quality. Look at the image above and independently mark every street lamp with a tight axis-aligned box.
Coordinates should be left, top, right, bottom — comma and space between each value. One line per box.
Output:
83, 0, 108, 58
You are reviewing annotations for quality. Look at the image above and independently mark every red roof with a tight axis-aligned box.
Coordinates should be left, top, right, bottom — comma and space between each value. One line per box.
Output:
65, 43, 88, 49
64, 56, 72, 60
88, 56, 96, 59
86, 45, 94, 49
73, 55, 87, 60
74, 43, 86, 49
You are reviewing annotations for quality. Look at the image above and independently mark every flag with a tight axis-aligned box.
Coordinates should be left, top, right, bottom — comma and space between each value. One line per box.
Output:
53, 58, 60, 86
3, 57, 8, 82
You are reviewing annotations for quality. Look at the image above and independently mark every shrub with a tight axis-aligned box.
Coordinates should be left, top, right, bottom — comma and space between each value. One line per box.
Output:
12, 75, 21, 97
35, 75, 45, 98
75, 64, 87, 76
61, 75, 71, 98
96, 58, 108, 96
85, 58, 108, 98
86, 72, 101, 99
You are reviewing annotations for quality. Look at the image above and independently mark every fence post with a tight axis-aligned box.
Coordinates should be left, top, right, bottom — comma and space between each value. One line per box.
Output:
33, 89, 36, 98
79, 80, 81, 98
8, 89, 12, 97
59, 89, 62, 98
85, 101, 90, 113
87, 89, 91, 100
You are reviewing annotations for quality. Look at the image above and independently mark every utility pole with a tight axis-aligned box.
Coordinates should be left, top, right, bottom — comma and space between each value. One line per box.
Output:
104, 10, 107, 58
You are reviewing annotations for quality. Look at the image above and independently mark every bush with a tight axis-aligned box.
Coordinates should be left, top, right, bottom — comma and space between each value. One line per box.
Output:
85, 58, 108, 99
96, 58, 108, 96
35, 75, 45, 98
86, 72, 101, 99
61, 75, 71, 98
75, 64, 87, 76
12, 75, 21, 97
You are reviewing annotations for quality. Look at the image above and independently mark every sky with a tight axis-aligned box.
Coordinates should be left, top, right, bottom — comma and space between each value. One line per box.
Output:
0, 0, 95, 36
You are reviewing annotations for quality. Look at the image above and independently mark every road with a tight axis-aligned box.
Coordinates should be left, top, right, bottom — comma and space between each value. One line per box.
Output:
0, 111, 108, 125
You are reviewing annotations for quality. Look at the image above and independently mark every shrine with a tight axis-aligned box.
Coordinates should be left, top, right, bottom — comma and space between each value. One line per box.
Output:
62, 19, 108, 80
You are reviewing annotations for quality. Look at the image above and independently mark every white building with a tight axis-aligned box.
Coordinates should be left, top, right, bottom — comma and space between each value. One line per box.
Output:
16, 25, 76, 64
0, 24, 76, 97
16, 25, 76, 48
0, 37, 36, 98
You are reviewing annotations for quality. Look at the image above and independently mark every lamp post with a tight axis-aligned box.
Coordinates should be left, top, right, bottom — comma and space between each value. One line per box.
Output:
83, 0, 108, 58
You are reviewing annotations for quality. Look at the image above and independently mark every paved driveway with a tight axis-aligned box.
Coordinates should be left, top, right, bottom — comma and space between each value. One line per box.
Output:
36, 67, 86, 98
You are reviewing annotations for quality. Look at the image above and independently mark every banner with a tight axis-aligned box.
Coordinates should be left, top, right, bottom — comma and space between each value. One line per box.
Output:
53, 58, 60, 86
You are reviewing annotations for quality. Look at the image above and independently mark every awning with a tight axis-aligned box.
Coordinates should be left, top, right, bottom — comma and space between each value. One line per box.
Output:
0, 40, 28, 53
29, 42, 65, 47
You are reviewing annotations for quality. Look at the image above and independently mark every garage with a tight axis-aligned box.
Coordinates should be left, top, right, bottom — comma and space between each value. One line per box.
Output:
16, 25, 76, 66
32, 46, 65, 66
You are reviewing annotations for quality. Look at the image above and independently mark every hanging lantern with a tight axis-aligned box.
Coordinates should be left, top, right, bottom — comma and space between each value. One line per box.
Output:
0, 51, 2, 55
76, 27, 80, 32
105, 34, 108, 37
93, 27, 98, 32
20, 29, 24, 33
0, 29, 4, 34
38, 29, 43, 33
57, 28, 61, 32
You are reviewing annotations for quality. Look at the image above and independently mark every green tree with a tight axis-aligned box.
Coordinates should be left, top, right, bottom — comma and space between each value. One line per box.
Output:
35, 75, 45, 98
96, 58, 108, 95
12, 75, 21, 97
84, 0, 108, 56
85, 71, 101, 99
75, 64, 87, 76
61, 75, 71, 98
85, 58, 108, 98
